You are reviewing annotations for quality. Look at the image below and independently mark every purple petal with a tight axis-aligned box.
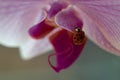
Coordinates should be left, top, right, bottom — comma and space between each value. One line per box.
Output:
48, 29, 87, 72
48, 1, 68, 18
55, 6, 83, 32
0, 1, 47, 47
29, 19, 55, 39
74, 0, 120, 55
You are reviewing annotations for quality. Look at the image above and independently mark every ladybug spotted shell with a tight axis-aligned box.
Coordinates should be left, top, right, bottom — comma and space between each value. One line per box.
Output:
73, 28, 86, 45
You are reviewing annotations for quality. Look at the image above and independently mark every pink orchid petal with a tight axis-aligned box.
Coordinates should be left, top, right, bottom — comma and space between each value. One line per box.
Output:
84, 19, 120, 56
19, 38, 53, 60
55, 6, 83, 32
49, 29, 87, 72
0, 1, 47, 47
74, 0, 120, 55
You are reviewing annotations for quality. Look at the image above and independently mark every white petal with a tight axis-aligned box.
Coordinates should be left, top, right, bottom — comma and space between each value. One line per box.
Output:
0, 1, 47, 47
19, 38, 53, 60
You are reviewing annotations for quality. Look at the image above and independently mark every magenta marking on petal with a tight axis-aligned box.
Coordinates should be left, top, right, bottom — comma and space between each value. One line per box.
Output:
49, 30, 87, 72
55, 6, 83, 32
48, 1, 68, 18
29, 20, 54, 39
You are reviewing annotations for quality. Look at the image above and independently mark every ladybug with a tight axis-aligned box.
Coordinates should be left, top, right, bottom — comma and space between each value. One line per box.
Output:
73, 27, 86, 45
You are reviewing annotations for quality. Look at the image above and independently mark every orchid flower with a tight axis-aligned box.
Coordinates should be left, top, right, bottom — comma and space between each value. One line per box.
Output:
0, 0, 120, 73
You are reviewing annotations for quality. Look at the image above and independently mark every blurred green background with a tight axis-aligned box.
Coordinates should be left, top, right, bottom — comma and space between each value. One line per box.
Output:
0, 39, 119, 80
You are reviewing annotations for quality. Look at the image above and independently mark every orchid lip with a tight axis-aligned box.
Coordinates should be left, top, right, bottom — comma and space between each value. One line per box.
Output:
27, 0, 87, 73
48, 29, 87, 72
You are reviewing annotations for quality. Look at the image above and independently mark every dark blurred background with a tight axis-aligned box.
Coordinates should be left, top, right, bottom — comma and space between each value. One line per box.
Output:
0, 39, 119, 80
